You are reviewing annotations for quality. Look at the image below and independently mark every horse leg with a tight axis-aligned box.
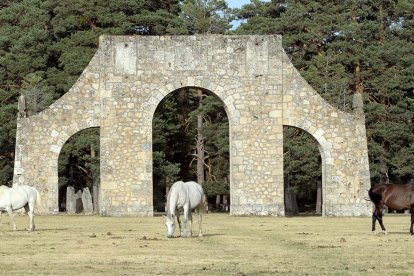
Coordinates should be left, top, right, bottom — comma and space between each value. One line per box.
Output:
183, 205, 189, 237
6, 207, 17, 231
372, 209, 377, 234
377, 207, 387, 234
198, 206, 203, 237
175, 209, 183, 237
24, 204, 35, 232
188, 211, 193, 237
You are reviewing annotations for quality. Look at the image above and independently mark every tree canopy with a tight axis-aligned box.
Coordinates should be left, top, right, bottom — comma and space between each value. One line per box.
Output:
235, 0, 414, 187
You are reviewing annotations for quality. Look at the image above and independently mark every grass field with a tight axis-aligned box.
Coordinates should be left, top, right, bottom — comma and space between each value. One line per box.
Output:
0, 213, 413, 275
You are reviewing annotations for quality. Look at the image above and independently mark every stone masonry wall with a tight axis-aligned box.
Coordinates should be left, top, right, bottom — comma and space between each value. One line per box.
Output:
13, 35, 371, 216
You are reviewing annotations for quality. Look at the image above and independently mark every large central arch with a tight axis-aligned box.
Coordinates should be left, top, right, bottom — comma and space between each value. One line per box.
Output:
13, 35, 371, 216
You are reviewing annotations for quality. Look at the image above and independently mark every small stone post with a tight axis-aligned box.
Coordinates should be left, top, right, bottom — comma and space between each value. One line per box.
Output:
66, 186, 76, 213
352, 93, 364, 117
17, 94, 27, 118
82, 187, 94, 214
284, 187, 299, 216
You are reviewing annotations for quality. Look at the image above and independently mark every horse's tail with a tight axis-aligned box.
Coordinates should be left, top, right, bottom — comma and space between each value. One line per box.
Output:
368, 187, 382, 205
202, 193, 209, 214
35, 188, 42, 214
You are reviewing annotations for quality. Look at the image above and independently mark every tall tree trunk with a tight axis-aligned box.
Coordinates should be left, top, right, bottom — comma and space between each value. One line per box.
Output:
92, 180, 99, 213
355, 62, 364, 94
216, 194, 221, 210
352, 6, 364, 95
196, 89, 205, 186
316, 181, 322, 214
379, 3, 385, 46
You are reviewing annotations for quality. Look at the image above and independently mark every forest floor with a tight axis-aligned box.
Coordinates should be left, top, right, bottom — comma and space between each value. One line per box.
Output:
0, 213, 413, 275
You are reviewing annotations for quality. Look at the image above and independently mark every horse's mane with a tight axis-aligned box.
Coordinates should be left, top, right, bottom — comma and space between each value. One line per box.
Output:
166, 182, 178, 217
166, 181, 185, 218
166, 187, 172, 217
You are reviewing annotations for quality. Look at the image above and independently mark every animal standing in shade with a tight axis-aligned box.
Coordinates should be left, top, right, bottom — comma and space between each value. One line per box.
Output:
369, 184, 414, 235
164, 181, 207, 238
0, 185, 41, 231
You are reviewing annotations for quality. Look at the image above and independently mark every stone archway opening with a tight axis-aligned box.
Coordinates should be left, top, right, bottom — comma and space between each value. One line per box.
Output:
58, 127, 100, 214
283, 126, 322, 216
152, 87, 230, 214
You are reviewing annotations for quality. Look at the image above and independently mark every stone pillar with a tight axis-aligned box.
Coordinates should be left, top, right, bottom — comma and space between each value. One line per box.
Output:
17, 94, 27, 118
230, 119, 284, 216
66, 186, 76, 214
284, 187, 298, 216
82, 187, 93, 214
352, 93, 364, 117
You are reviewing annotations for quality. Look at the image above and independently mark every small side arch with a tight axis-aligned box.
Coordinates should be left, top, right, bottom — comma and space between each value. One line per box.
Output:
57, 126, 100, 213
284, 119, 332, 216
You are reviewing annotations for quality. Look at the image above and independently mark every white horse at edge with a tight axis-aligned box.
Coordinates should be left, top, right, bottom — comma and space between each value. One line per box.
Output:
0, 185, 41, 231
164, 181, 207, 238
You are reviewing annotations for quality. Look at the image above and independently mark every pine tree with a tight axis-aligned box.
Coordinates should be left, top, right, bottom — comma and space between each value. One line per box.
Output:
180, 0, 232, 34
0, 0, 186, 186
235, 0, 414, 195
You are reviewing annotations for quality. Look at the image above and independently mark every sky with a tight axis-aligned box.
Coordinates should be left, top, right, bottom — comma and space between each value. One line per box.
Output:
227, 0, 252, 8
228, 0, 251, 29
227, 0, 270, 29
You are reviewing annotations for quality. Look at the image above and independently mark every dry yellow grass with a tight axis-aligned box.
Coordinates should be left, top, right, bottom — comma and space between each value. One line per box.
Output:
0, 213, 413, 275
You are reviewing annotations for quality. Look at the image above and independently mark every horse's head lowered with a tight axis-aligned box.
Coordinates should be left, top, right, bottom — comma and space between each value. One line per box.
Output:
164, 214, 176, 238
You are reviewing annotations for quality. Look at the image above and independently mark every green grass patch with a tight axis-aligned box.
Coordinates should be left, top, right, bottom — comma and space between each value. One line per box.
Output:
0, 214, 413, 275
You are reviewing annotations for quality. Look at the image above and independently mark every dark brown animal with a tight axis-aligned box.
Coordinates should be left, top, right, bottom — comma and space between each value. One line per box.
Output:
368, 184, 414, 235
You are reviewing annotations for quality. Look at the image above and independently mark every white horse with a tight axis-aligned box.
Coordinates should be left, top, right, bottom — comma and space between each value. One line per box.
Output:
164, 181, 207, 238
0, 185, 41, 231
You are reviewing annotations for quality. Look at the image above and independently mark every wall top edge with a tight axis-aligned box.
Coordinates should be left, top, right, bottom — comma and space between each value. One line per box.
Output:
99, 34, 282, 47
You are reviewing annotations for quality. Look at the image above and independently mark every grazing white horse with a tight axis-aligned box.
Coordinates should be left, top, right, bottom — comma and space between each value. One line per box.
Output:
164, 181, 207, 238
0, 185, 41, 231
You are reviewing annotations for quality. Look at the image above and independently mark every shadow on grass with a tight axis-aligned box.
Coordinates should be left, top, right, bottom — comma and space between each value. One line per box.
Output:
166, 233, 224, 239
386, 231, 411, 235
36, 228, 70, 231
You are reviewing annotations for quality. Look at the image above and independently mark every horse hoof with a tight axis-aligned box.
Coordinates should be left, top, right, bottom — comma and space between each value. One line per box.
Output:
371, 231, 376, 235
382, 231, 388, 235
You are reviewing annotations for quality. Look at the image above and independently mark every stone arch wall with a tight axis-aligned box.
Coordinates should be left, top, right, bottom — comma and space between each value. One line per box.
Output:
282, 50, 371, 215
13, 54, 101, 213
13, 35, 371, 216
